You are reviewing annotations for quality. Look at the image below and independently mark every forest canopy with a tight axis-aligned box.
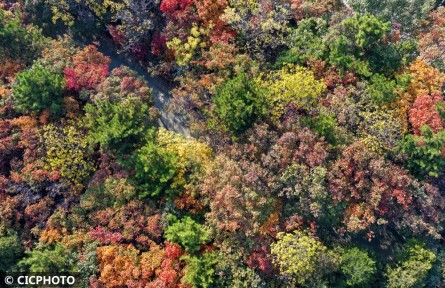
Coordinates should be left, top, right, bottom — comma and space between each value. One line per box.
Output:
1, 0, 445, 287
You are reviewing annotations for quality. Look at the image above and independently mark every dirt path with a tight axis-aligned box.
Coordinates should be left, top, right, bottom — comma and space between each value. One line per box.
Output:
98, 43, 191, 138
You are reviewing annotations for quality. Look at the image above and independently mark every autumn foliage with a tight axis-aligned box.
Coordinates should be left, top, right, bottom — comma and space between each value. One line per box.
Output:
3, 1, 445, 287
64, 45, 110, 92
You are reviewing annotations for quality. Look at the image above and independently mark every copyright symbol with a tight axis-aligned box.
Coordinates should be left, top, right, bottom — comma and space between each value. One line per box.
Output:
4, 276, 14, 285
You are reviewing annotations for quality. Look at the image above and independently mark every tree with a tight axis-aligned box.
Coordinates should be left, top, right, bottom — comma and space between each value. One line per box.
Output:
213, 73, 266, 134
278, 164, 338, 229
0, 232, 21, 272
258, 64, 325, 122
367, 73, 397, 104
43, 0, 163, 55
418, 7, 445, 70
276, 17, 328, 67
96, 244, 142, 287
152, 241, 183, 287
289, 0, 342, 21
304, 112, 339, 145
83, 99, 156, 154
156, 127, 212, 202
160, 0, 197, 42
166, 24, 209, 67
399, 125, 445, 179
201, 154, 276, 238
0, 119, 21, 176
41, 123, 95, 184
407, 59, 445, 96
348, 0, 436, 34
222, 0, 291, 61
386, 241, 436, 288
358, 106, 404, 153
328, 142, 415, 233
18, 243, 75, 272
409, 90, 445, 135
165, 215, 209, 253
396, 59, 445, 132
181, 253, 217, 288
83, 66, 157, 153
340, 247, 376, 287
0, 8, 46, 65
271, 231, 339, 287
13, 62, 65, 114
326, 81, 406, 153
5, 2, 445, 286
160, 0, 236, 73
38, 37, 77, 74
160, 0, 193, 16
43, 0, 105, 27
194, 0, 228, 25
326, 13, 398, 76
213, 250, 264, 288
79, 185, 163, 245
91, 66, 153, 105
64, 45, 110, 92
109, 0, 163, 58
131, 139, 179, 198
80, 178, 136, 212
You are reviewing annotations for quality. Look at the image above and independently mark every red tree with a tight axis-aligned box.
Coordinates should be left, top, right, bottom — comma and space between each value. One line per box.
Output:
328, 142, 414, 233
64, 45, 110, 92
409, 90, 445, 135
151, 33, 167, 56
160, 0, 193, 16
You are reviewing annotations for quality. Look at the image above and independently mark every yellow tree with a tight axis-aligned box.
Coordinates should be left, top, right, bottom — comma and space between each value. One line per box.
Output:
257, 64, 326, 122
41, 123, 95, 184
271, 230, 339, 287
